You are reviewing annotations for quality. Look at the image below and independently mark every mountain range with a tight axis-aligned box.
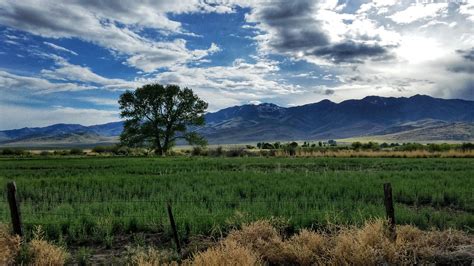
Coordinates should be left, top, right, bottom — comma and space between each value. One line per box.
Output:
1, 95, 473, 147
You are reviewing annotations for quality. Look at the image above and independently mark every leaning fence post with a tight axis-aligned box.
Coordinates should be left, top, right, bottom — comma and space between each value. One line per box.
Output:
167, 201, 181, 254
7, 181, 23, 236
383, 183, 396, 240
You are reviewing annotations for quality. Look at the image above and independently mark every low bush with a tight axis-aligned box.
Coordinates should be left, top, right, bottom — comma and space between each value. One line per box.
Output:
191, 146, 207, 156
460, 142, 474, 151
187, 219, 473, 265
53, 150, 70, 156
226, 148, 248, 157
39, 150, 51, 156
0, 225, 69, 265
92, 145, 130, 155
70, 148, 84, 155
190, 240, 261, 266
92, 145, 110, 153
208, 146, 224, 156
0, 225, 21, 265
124, 246, 176, 265
1, 148, 30, 156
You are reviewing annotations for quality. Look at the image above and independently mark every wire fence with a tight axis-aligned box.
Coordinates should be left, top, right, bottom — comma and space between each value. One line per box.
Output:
1, 197, 340, 226
2, 180, 398, 247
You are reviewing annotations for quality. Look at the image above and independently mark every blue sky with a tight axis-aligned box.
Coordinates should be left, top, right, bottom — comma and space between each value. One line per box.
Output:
0, 0, 473, 129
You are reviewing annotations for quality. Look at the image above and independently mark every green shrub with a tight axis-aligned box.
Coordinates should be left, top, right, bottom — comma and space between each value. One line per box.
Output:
70, 148, 84, 155
460, 142, 474, 151
226, 148, 247, 157
92, 146, 108, 153
39, 151, 51, 156
53, 150, 70, 156
192, 146, 205, 156
351, 142, 362, 150
1, 148, 15, 155
1, 148, 30, 156
209, 146, 224, 156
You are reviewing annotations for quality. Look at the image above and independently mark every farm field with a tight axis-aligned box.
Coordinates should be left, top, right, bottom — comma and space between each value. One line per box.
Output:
0, 156, 473, 245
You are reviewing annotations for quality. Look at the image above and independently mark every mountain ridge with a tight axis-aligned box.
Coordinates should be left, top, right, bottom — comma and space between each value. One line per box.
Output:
1, 95, 473, 146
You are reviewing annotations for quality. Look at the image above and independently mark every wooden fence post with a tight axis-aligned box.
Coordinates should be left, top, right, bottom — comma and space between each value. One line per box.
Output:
167, 201, 181, 254
7, 181, 23, 236
383, 183, 396, 240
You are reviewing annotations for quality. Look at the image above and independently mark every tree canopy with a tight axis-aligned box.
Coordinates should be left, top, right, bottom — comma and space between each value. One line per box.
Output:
119, 84, 208, 155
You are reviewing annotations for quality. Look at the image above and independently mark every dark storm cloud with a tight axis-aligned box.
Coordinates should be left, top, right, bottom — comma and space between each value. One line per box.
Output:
252, 0, 392, 64
448, 48, 474, 74
457, 48, 474, 61
310, 41, 390, 63
253, 0, 329, 52
448, 64, 474, 74
324, 89, 335, 95
0, 3, 90, 37
448, 80, 474, 100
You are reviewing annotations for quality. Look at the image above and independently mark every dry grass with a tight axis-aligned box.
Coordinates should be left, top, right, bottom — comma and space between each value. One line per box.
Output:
187, 219, 473, 265
3, 220, 470, 265
395, 225, 473, 264
189, 240, 262, 266
28, 226, 69, 266
28, 239, 69, 266
331, 220, 398, 265
284, 229, 329, 265
0, 224, 69, 265
226, 220, 286, 263
125, 246, 178, 266
0, 224, 21, 265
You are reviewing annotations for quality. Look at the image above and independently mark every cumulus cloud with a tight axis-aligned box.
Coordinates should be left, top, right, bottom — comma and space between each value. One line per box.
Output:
125, 41, 221, 72
389, 3, 448, 24
153, 58, 301, 111
0, 0, 227, 72
246, 0, 395, 65
253, 0, 473, 103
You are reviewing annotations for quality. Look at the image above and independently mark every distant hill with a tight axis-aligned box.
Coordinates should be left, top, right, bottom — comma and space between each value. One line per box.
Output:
1, 95, 473, 147
368, 120, 474, 142
0, 132, 118, 148
199, 94, 474, 143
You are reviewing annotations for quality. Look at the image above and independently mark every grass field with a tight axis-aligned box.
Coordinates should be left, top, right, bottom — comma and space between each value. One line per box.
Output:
0, 156, 472, 245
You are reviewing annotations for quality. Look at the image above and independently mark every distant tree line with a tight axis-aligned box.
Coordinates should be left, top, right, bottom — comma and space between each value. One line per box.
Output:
256, 140, 337, 150
0, 142, 473, 158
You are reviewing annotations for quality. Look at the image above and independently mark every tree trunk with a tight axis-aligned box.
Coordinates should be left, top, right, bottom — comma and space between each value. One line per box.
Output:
155, 147, 166, 156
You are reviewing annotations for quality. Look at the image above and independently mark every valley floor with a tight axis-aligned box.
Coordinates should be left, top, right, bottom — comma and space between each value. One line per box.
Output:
0, 156, 473, 263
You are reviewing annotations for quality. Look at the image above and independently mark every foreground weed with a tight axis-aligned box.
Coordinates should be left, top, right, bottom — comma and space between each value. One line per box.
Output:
28, 226, 70, 265
0, 224, 21, 265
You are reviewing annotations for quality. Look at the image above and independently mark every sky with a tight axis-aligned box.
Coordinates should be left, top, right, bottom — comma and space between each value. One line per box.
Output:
0, 0, 473, 130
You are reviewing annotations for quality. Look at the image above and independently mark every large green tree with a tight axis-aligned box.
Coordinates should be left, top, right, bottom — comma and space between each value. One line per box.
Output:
119, 84, 208, 155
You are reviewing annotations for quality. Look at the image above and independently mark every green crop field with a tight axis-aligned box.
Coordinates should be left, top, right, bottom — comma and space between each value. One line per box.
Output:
0, 156, 473, 245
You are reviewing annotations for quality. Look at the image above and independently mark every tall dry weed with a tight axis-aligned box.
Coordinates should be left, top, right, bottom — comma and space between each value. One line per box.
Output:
395, 225, 473, 264
332, 220, 397, 265
28, 226, 69, 266
190, 240, 262, 266
225, 220, 288, 264
190, 219, 473, 265
0, 224, 21, 265
284, 229, 329, 265
125, 246, 177, 266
